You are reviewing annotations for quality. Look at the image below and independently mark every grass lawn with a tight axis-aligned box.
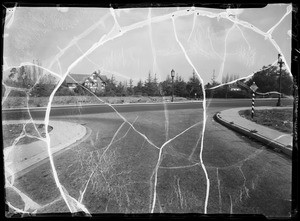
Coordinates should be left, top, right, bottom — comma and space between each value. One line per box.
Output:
239, 108, 293, 134
8, 108, 204, 213
2, 96, 188, 109
5, 108, 292, 216
2, 123, 53, 148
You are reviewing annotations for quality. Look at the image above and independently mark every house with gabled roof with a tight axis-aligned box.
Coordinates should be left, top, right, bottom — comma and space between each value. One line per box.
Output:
64, 70, 107, 93
228, 82, 241, 91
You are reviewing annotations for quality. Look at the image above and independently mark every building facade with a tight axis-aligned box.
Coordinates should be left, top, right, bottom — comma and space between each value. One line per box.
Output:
64, 70, 107, 93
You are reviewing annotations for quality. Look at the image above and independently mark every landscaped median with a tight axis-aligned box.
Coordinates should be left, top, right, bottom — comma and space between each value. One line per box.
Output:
2, 96, 189, 109
239, 108, 293, 134
4, 120, 87, 178
2, 123, 53, 148
214, 106, 293, 157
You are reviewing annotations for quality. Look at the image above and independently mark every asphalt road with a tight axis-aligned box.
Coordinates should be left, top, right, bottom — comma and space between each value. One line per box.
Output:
5, 98, 293, 216
2, 98, 293, 120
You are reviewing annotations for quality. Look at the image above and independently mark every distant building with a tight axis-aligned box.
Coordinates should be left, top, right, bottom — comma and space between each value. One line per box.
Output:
230, 87, 241, 91
229, 82, 241, 91
64, 70, 107, 93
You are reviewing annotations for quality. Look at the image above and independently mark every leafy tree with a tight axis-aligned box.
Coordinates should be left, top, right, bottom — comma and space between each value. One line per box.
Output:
56, 86, 75, 96
5, 68, 19, 87
7, 66, 35, 89
159, 75, 172, 96
74, 84, 90, 96
280, 71, 293, 95
9, 68, 17, 79
39, 74, 57, 85
247, 64, 293, 95
30, 83, 56, 97
247, 65, 277, 93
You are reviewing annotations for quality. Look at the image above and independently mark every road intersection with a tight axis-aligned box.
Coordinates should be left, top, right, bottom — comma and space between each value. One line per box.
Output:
3, 98, 293, 216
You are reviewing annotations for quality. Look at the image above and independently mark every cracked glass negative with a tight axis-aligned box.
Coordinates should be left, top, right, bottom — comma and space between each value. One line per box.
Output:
2, 4, 294, 217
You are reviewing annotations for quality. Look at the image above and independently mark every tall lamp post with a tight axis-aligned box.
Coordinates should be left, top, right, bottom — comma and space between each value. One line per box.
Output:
171, 69, 175, 102
277, 53, 284, 106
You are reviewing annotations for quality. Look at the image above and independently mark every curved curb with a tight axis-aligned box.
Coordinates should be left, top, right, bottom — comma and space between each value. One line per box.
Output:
4, 120, 87, 178
214, 112, 292, 158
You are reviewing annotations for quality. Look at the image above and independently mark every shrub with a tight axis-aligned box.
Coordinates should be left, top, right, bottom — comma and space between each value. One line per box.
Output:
74, 85, 92, 96
95, 90, 105, 97
9, 90, 27, 97
30, 83, 55, 97
56, 86, 76, 96
104, 91, 116, 97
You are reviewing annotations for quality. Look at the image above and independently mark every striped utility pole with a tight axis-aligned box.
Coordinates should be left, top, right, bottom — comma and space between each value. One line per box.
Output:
250, 82, 258, 119
251, 92, 255, 119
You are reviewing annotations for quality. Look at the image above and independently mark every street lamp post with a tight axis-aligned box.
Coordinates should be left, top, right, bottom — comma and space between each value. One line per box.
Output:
171, 69, 175, 102
277, 53, 284, 106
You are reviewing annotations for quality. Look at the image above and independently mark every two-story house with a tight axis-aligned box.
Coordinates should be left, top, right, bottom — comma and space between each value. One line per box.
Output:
64, 70, 107, 93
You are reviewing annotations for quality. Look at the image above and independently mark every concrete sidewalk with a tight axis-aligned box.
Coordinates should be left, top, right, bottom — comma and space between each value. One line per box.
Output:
4, 120, 87, 178
215, 106, 293, 157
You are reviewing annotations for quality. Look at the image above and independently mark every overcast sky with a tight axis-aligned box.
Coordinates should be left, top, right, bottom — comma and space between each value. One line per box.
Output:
3, 4, 292, 85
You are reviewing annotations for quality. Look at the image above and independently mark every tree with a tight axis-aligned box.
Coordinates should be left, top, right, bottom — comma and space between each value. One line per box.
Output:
30, 83, 56, 97
9, 68, 17, 79
144, 71, 156, 96
110, 75, 116, 86
116, 81, 127, 96
56, 86, 75, 96
280, 71, 293, 95
39, 74, 57, 85
6, 68, 19, 87
222, 73, 240, 98
248, 65, 277, 93
127, 78, 134, 95
186, 70, 203, 99
104, 75, 117, 96
152, 74, 159, 96
133, 80, 144, 95
8, 66, 35, 89
74, 84, 91, 96
211, 69, 219, 87
174, 75, 188, 97
159, 75, 172, 96
247, 65, 293, 95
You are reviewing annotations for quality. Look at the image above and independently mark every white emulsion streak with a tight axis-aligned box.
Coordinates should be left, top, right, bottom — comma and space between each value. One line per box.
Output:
150, 121, 203, 213
207, 59, 279, 91
147, 8, 170, 142
225, 6, 292, 75
4, 5, 17, 29
50, 4, 291, 213
40, 11, 167, 214
188, 13, 197, 42
218, 24, 236, 83
171, 15, 210, 214
4, 4, 292, 214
